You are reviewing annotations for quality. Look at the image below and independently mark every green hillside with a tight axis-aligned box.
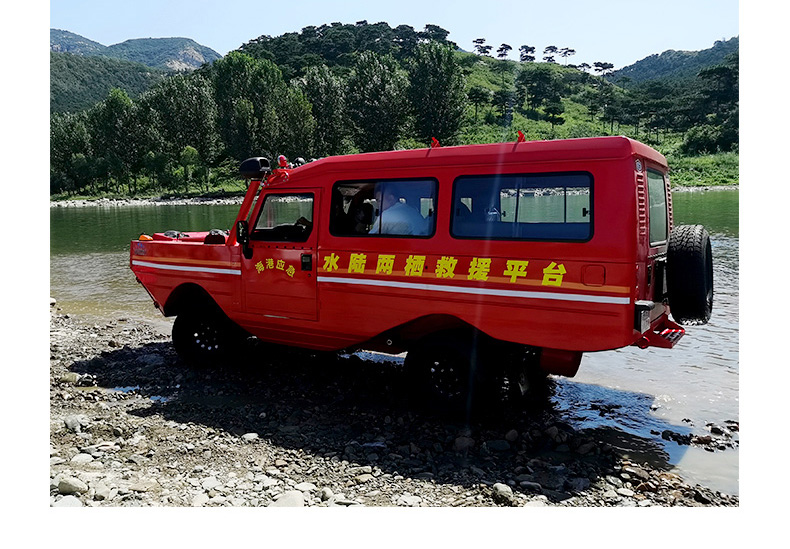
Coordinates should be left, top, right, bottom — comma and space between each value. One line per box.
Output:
105, 37, 222, 71
610, 36, 739, 84
50, 29, 224, 113
50, 29, 106, 55
50, 22, 738, 199
50, 52, 169, 113
50, 29, 222, 71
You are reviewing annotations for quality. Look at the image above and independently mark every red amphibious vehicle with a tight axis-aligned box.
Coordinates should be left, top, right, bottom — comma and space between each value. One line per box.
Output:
130, 136, 713, 405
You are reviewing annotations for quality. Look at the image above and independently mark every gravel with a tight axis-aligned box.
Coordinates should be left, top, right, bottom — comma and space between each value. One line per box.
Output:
48, 307, 738, 508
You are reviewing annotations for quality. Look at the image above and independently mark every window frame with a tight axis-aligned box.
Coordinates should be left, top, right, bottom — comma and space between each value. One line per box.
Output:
450, 171, 594, 242
646, 169, 669, 247
328, 177, 440, 239
250, 191, 315, 243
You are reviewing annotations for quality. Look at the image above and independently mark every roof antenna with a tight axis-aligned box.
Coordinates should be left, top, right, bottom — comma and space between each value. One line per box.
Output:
430, 137, 441, 148
517, 130, 526, 143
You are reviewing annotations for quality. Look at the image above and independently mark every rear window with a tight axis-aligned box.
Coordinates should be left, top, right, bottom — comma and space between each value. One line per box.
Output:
647, 169, 668, 245
452, 173, 592, 240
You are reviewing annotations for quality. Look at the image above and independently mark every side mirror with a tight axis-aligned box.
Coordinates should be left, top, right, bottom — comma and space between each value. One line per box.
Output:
239, 157, 271, 180
236, 220, 252, 259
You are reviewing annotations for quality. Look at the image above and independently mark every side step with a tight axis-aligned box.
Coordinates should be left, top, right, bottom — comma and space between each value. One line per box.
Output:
635, 317, 685, 349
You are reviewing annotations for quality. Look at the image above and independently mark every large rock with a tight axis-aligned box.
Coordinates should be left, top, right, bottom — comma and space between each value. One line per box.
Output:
295, 482, 317, 493
58, 476, 88, 495
492, 483, 516, 506
268, 490, 304, 507
52, 495, 83, 507
453, 437, 475, 452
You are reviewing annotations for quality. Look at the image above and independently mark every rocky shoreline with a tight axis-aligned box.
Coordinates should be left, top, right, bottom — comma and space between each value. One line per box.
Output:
49, 184, 737, 209
49, 303, 738, 508
49, 195, 245, 208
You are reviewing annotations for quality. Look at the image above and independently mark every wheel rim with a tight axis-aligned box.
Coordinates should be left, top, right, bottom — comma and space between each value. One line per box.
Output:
191, 319, 223, 354
427, 355, 466, 401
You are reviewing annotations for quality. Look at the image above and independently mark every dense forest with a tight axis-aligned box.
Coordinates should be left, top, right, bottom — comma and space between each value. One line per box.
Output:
50, 22, 739, 198
50, 52, 169, 113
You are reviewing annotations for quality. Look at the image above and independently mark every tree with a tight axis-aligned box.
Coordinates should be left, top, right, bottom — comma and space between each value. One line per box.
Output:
473, 38, 492, 57
347, 51, 409, 152
137, 74, 219, 190
142, 151, 170, 190
274, 86, 315, 160
179, 146, 199, 193
467, 85, 492, 123
578, 88, 602, 122
515, 64, 561, 111
593, 61, 615, 76
519, 45, 536, 63
543, 45, 558, 63
408, 42, 467, 145
600, 85, 625, 133
393, 25, 419, 59
697, 56, 738, 117
544, 99, 565, 129
86, 88, 135, 193
210, 51, 290, 159
559, 48, 576, 64
497, 43, 512, 60
300, 64, 347, 157
356, 22, 395, 56
496, 44, 513, 87
492, 89, 516, 125
421, 24, 451, 44
50, 112, 92, 194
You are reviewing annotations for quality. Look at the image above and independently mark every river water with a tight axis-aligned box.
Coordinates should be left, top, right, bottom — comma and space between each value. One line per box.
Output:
49, 189, 739, 495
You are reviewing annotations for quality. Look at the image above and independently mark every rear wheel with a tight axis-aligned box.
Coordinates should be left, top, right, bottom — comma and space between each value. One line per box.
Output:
667, 224, 714, 324
479, 343, 550, 414
172, 305, 245, 367
405, 331, 483, 415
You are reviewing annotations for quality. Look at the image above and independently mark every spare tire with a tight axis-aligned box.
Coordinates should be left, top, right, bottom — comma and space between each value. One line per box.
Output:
666, 224, 713, 324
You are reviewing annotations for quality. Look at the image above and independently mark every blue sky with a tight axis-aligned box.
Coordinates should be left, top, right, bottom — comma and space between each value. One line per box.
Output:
50, 0, 739, 70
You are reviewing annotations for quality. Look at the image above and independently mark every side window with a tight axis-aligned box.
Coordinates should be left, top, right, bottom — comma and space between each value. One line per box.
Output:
647, 170, 668, 245
252, 193, 314, 242
452, 173, 592, 241
330, 179, 437, 237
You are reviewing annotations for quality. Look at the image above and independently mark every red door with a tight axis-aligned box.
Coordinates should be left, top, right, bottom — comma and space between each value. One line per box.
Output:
242, 190, 318, 321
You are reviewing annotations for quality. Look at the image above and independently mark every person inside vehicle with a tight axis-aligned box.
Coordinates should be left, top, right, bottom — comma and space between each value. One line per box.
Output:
369, 184, 428, 235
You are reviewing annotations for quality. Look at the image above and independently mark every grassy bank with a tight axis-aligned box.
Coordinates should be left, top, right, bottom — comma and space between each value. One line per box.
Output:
664, 151, 739, 187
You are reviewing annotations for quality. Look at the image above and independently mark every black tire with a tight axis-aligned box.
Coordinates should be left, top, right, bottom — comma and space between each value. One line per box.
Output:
172, 304, 245, 368
666, 224, 714, 324
405, 331, 484, 415
479, 343, 550, 413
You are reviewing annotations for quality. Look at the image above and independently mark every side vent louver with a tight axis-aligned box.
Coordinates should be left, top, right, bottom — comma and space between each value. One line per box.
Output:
636, 173, 647, 237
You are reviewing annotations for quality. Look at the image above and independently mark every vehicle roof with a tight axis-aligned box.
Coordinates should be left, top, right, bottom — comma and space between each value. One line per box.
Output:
287, 136, 666, 180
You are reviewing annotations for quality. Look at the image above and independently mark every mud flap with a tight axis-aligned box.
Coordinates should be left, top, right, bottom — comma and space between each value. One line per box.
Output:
539, 348, 582, 377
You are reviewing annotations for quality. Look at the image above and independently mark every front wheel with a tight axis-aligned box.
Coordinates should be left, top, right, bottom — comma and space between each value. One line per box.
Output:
172, 307, 244, 367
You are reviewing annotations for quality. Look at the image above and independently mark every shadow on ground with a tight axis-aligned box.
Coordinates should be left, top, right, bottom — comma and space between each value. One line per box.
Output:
69, 338, 692, 502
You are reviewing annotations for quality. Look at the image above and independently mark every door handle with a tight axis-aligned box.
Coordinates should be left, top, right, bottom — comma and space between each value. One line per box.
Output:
301, 253, 312, 271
